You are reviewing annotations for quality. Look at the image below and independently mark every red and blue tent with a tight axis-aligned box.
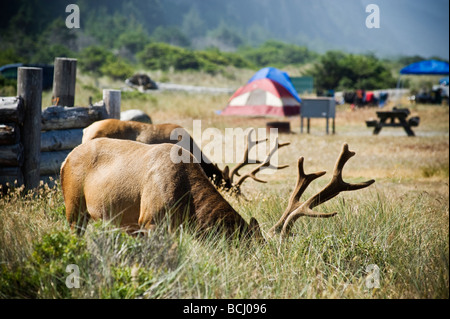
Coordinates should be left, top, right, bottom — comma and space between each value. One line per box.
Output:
221, 67, 301, 116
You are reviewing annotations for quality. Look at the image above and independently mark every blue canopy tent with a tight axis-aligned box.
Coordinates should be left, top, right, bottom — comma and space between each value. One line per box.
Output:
400, 60, 449, 75
395, 60, 449, 104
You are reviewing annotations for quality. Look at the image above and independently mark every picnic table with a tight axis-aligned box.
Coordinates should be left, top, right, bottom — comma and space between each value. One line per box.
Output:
366, 107, 419, 137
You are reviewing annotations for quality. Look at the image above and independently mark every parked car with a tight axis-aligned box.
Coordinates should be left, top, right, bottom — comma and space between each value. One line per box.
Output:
0, 63, 54, 90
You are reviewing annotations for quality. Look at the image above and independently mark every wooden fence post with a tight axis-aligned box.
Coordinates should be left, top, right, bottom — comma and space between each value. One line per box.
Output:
52, 57, 77, 107
17, 67, 42, 191
103, 89, 121, 119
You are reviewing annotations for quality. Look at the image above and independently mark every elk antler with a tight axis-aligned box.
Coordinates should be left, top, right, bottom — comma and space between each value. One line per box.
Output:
268, 143, 375, 239
227, 128, 267, 184
221, 129, 290, 192
267, 157, 326, 236
233, 137, 290, 188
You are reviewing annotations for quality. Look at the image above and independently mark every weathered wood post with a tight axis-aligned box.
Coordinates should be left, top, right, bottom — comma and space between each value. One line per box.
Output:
52, 57, 77, 107
103, 89, 121, 119
17, 67, 42, 191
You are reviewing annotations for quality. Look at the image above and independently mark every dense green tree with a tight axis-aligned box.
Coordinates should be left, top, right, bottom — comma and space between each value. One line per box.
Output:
208, 22, 245, 50
195, 48, 253, 74
84, 10, 131, 49
137, 43, 199, 71
137, 42, 253, 73
239, 40, 317, 67
32, 45, 74, 64
308, 51, 347, 90
78, 46, 114, 75
30, 19, 77, 63
78, 45, 133, 80
0, 48, 24, 66
308, 51, 396, 91
182, 8, 206, 39
117, 26, 151, 54
0, 0, 423, 88
100, 56, 134, 80
246, 24, 270, 47
151, 26, 191, 48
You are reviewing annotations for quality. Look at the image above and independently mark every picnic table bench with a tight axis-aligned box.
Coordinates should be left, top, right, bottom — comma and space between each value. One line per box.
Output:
366, 107, 419, 137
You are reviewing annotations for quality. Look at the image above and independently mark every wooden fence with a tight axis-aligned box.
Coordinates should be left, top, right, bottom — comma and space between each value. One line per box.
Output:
0, 57, 120, 191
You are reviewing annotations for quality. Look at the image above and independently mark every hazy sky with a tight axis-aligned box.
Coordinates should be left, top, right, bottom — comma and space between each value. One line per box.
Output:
279, 0, 450, 58
357, 0, 449, 58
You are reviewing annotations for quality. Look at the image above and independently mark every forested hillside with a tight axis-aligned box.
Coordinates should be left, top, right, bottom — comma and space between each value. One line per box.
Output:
0, 0, 447, 95
2, 0, 448, 57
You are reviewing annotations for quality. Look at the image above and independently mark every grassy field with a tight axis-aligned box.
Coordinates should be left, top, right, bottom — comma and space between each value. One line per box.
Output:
1, 71, 449, 299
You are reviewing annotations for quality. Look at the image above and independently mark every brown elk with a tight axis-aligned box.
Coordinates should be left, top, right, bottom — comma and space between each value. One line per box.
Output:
82, 119, 231, 188
61, 137, 374, 241
82, 119, 289, 192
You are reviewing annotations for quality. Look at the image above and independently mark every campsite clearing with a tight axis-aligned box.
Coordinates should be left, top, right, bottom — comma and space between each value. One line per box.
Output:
1, 71, 448, 299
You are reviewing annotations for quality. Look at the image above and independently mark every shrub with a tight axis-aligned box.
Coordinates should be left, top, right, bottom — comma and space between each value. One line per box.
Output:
151, 26, 191, 48
221, 51, 254, 69
78, 46, 114, 75
0, 231, 89, 298
78, 45, 134, 80
239, 40, 318, 68
138, 42, 255, 73
137, 42, 200, 71
0, 48, 24, 66
32, 44, 74, 64
100, 56, 134, 80
117, 27, 151, 54
307, 51, 397, 91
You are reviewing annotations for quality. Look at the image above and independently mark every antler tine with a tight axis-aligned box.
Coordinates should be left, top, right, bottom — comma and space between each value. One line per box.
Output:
279, 143, 375, 238
307, 143, 375, 207
234, 138, 290, 188
289, 157, 327, 206
227, 128, 267, 183
267, 157, 326, 237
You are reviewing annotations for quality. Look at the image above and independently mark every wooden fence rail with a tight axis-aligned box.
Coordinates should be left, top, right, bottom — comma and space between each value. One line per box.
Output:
0, 57, 121, 192
39, 105, 108, 179
0, 97, 24, 187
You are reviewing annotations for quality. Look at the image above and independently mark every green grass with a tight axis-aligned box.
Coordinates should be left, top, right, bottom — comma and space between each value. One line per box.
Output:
0, 180, 448, 299
2, 71, 449, 299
